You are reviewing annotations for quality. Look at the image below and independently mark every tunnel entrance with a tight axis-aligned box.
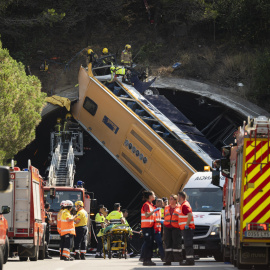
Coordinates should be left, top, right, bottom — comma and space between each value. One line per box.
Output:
15, 89, 245, 226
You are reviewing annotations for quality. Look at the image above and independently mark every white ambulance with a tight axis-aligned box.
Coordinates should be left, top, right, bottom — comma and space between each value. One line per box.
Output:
183, 170, 225, 261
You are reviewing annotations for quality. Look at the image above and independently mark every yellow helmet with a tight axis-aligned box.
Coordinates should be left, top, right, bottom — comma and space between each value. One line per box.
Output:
56, 118, 61, 123
125, 44, 131, 50
102, 48, 108, 54
75, 201, 84, 207
66, 113, 72, 119
87, 49, 93, 55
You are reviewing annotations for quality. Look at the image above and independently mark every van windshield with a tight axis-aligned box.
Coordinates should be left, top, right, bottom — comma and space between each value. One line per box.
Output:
44, 190, 83, 212
183, 188, 223, 212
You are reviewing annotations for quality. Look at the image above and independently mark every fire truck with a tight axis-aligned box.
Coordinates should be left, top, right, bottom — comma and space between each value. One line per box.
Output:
0, 161, 47, 261
212, 116, 270, 269
43, 182, 95, 249
0, 166, 11, 269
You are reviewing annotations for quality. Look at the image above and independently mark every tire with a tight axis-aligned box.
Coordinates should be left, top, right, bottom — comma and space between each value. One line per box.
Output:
38, 240, 46, 260
29, 245, 39, 261
3, 237, 9, 264
19, 257, 28, 261
0, 248, 4, 270
214, 252, 223, 262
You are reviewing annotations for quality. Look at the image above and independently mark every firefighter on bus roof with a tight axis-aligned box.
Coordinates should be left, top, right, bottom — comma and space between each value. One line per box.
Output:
61, 200, 77, 261
74, 201, 88, 260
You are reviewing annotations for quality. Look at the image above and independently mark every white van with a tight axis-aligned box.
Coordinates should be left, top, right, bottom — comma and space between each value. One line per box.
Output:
183, 171, 225, 261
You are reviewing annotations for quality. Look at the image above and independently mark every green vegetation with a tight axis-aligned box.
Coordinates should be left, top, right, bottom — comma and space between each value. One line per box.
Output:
0, 41, 46, 164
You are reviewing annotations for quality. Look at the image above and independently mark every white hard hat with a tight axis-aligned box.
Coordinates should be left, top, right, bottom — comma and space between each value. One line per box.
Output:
60, 200, 66, 207
66, 200, 73, 207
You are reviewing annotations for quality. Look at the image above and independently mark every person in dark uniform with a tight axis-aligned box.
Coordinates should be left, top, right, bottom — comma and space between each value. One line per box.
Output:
45, 203, 52, 259
178, 191, 195, 266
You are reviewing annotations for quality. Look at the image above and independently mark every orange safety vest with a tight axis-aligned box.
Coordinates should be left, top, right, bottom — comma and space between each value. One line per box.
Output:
178, 201, 195, 230
57, 209, 63, 234
154, 208, 162, 233
61, 209, 76, 236
141, 201, 155, 228
164, 205, 181, 228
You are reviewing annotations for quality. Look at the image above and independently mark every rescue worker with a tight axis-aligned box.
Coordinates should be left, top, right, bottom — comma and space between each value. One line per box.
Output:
95, 205, 105, 258
86, 48, 99, 66
154, 198, 165, 261
161, 197, 168, 219
45, 203, 52, 259
178, 191, 195, 266
105, 203, 125, 225
122, 209, 133, 257
141, 190, 159, 266
100, 47, 115, 65
106, 65, 126, 90
63, 113, 72, 142
163, 194, 182, 266
54, 118, 62, 144
57, 200, 66, 260
74, 201, 88, 260
61, 200, 77, 261
121, 44, 133, 67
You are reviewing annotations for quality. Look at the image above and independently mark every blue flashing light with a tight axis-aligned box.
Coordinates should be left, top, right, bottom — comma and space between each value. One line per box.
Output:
77, 181, 83, 187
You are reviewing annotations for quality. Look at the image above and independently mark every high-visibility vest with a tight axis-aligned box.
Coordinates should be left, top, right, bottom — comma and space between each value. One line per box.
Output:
106, 210, 123, 225
164, 205, 181, 228
161, 208, 164, 219
141, 201, 155, 228
178, 201, 195, 230
61, 209, 76, 236
57, 209, 63, 234
154, 208, 162, 233
95, 212, 105, 229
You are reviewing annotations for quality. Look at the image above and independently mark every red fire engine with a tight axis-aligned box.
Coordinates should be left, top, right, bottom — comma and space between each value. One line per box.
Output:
43, 181, 95, 249
0, 166, 11, 269
212, 116, 270, 269
0, 161, 47, 261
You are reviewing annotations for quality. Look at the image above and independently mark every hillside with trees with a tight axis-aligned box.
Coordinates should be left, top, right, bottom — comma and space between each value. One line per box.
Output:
1, 0, 270, 112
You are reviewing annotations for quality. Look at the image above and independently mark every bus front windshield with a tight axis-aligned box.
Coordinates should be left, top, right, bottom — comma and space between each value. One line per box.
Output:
44, 190, 83, 212
183, 188, 223, 212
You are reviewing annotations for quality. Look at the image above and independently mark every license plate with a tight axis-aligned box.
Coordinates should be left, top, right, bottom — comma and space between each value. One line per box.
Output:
50, 235, 60, 240
246, 231, 270, 238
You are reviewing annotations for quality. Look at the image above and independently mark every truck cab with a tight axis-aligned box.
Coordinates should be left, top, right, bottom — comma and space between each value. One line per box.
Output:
183, 171, 225, 261
43, 183, 94, 249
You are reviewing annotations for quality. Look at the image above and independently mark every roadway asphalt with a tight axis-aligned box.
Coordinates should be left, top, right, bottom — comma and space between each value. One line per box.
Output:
4, 256, 242, 270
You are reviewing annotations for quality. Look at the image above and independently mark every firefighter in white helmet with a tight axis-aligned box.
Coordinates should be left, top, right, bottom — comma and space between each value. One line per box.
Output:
61, 200, 77, 261
74, 201, 88, 260
58, 200, 66, 259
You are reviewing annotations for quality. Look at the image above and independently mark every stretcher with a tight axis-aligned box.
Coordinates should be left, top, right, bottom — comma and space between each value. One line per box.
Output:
100, 224, 132, 259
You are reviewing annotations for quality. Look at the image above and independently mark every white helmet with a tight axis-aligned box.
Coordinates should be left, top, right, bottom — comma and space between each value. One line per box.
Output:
66, 200, 73, 207
60, 200, 66, 207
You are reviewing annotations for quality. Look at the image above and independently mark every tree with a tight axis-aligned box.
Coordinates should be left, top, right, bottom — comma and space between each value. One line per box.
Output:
0, 40, 46, 164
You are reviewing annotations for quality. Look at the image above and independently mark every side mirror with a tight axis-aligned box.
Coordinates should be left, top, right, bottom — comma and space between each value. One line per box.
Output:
221, 158, 231, 178
211, 170, 221, 187
212, 159, 221, 170
50, 187, 56, 199
91, 199, 97, 210
0, 166, 10, 192
1, 206, 10, 215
